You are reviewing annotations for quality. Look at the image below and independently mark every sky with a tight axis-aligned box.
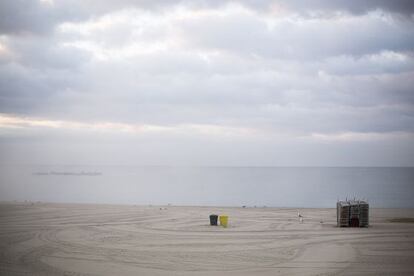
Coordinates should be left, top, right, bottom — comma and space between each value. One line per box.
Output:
0, 0, 414, 167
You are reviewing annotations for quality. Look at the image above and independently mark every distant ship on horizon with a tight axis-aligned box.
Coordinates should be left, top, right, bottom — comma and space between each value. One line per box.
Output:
32, 171, 102, 176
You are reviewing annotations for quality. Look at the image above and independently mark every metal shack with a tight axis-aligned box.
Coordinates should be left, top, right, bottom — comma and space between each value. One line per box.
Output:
337, 200, 369, 227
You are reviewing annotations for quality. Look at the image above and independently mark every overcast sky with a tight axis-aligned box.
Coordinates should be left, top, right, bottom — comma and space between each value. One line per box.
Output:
0, 0, 414, 166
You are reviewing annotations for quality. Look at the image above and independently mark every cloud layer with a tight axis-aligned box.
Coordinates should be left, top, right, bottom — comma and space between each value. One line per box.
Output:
0, 0, 413, 166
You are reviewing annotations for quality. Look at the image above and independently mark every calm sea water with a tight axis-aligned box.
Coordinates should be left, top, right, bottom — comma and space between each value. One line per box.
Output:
0, 166, 413, 208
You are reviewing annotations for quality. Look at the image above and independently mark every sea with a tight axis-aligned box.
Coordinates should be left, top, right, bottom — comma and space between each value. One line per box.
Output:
0, 166, 413, 208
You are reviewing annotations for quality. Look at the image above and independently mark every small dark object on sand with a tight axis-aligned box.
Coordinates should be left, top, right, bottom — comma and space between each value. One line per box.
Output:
210, 214, 218, 226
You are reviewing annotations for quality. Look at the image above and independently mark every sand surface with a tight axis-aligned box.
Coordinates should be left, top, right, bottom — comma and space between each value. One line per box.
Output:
1, 203, 414, 275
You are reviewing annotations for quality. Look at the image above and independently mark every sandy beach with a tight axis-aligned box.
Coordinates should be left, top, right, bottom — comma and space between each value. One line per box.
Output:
1, 202, 414, 275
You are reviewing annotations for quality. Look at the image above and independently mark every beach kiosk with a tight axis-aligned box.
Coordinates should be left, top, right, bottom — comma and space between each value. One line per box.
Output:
337, 200, 369, 227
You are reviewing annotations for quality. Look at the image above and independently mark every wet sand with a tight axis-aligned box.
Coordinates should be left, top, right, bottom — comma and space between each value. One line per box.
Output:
1, 202, 414, 275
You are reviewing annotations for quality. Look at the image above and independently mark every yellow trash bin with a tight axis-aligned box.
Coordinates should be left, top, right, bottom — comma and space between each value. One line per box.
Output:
219, 215, 228, 227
